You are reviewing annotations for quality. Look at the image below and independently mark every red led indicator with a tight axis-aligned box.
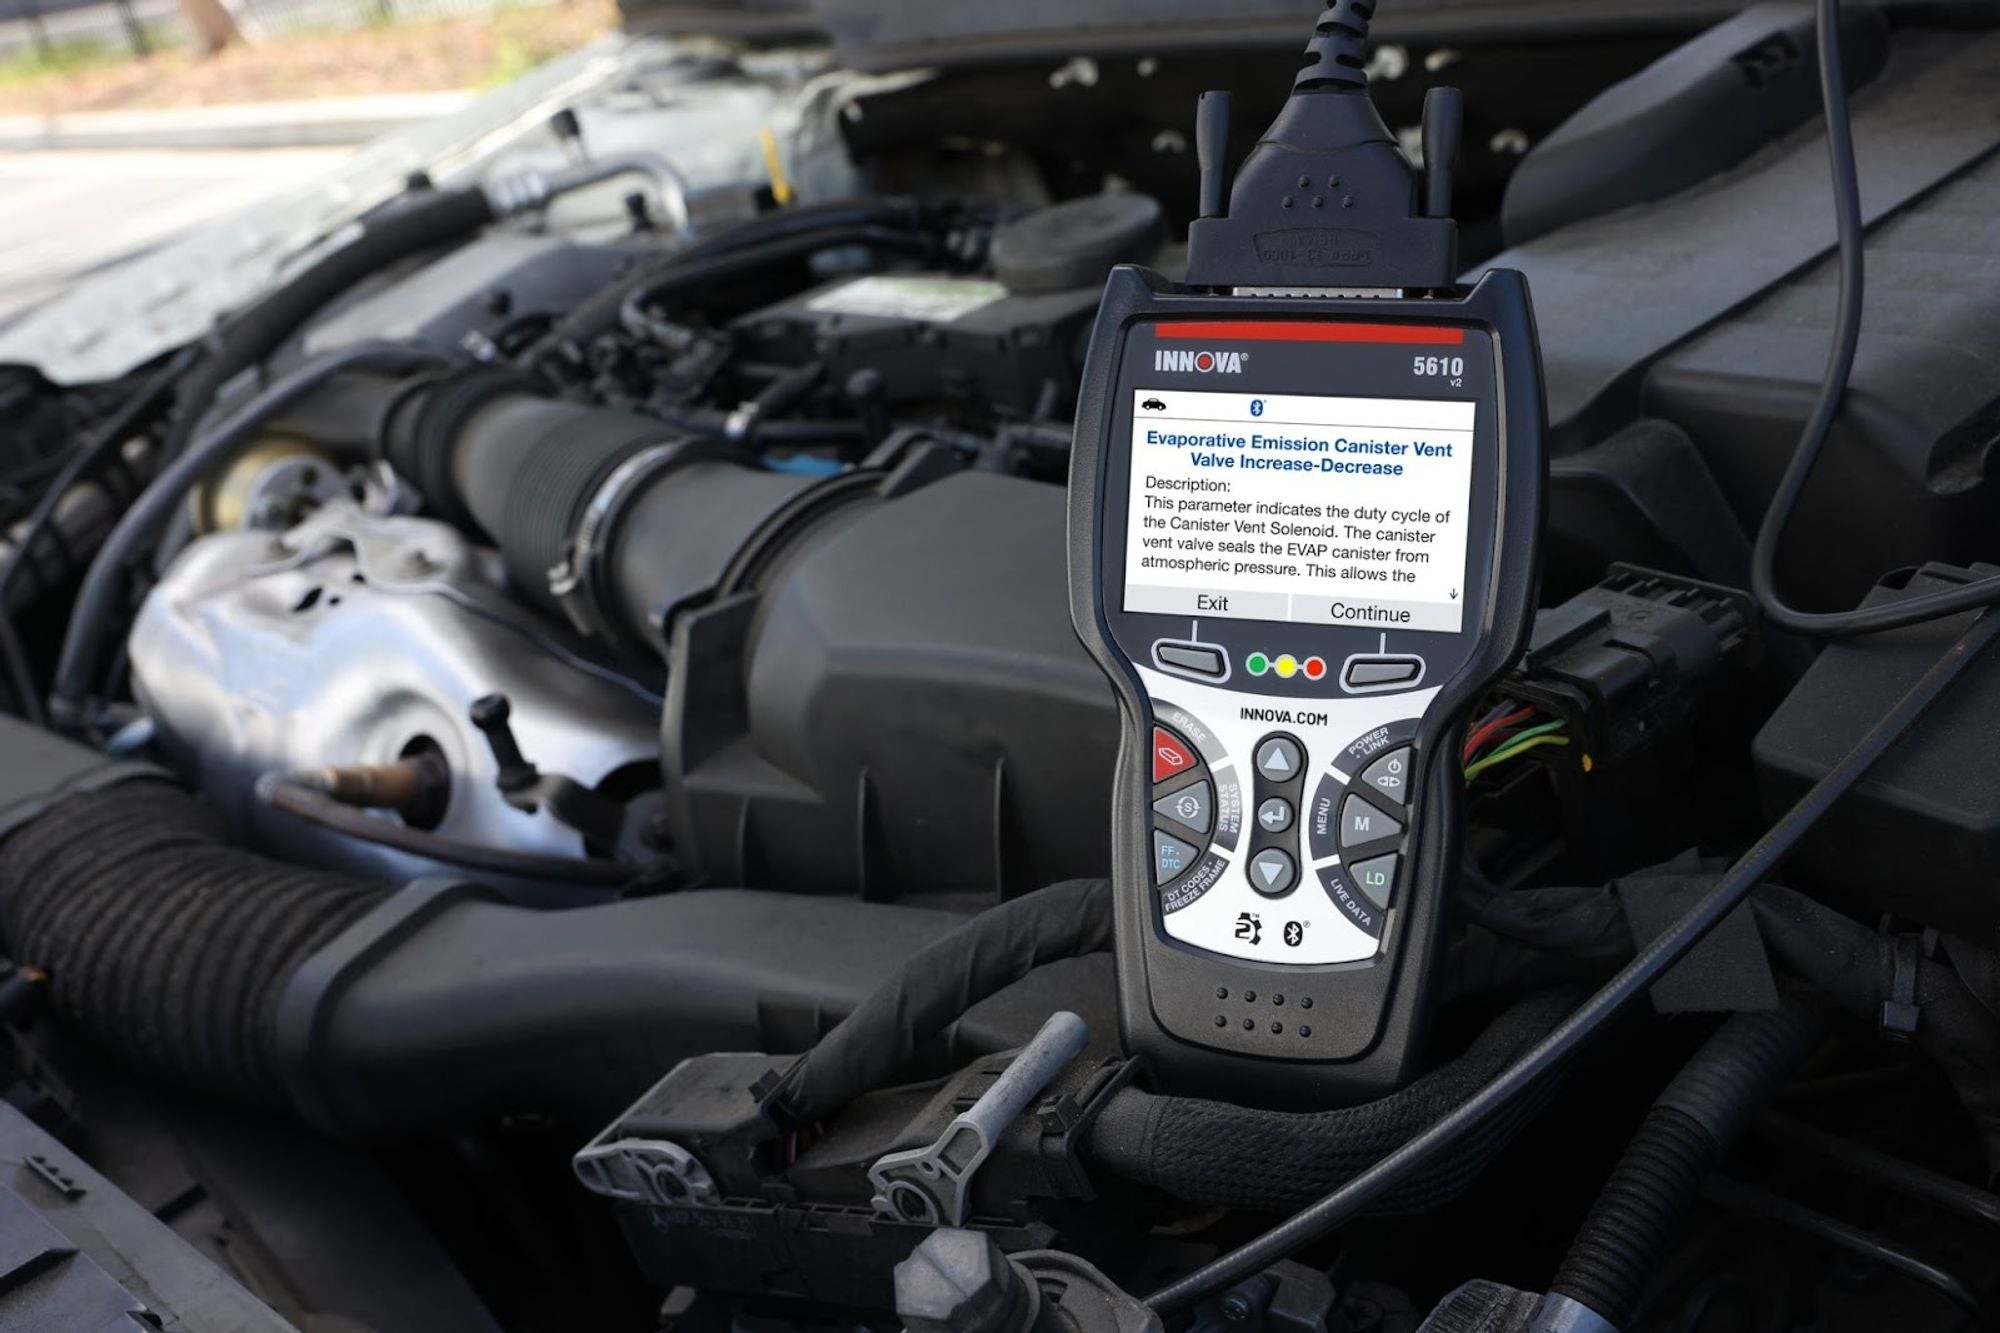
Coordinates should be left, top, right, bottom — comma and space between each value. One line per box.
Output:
1303, 656, 1328, 681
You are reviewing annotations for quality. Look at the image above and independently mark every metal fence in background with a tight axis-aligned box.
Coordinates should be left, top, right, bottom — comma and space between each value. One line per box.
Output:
0, 0, 525, 62
232, 0, 517, 39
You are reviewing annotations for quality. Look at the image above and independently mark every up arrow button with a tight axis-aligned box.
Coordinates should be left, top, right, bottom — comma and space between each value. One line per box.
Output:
1255, 736, 1303, 783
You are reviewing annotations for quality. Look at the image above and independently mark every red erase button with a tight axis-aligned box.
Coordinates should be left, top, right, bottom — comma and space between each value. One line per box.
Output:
1152, 728, 1198, 783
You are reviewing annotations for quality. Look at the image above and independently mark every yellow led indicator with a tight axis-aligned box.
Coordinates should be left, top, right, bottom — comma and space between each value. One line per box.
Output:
1275, 654, 1299, 679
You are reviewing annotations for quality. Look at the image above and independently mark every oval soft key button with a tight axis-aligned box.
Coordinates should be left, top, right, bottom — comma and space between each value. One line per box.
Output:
1153, 640, 1229, 679
1341, 654, 1425, 692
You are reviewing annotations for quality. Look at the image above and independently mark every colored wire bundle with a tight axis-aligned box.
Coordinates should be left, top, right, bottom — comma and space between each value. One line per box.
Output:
1461, 701, 1570, 780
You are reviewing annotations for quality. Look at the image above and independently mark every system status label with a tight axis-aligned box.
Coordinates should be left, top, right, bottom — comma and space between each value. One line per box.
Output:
1121, 388, 1477, 633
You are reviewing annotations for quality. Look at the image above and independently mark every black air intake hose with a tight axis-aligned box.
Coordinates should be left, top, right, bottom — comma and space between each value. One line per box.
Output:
0, 722, 1110, 1134
161, 187, 494, 463
1547, 996, 1825, 1330
1085, 988, 1576, 1214
0, 779, 387, 1106
381, 373, 819, 650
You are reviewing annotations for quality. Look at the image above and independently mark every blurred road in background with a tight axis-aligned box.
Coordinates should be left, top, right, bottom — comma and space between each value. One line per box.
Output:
0, 145, 346, 323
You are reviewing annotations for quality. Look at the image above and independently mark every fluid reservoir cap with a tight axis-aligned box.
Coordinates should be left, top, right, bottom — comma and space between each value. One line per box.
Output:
991, 193, 1166, 294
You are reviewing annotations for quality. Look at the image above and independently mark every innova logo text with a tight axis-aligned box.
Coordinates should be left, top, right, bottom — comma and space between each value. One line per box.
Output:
1154, 349, 1248, 373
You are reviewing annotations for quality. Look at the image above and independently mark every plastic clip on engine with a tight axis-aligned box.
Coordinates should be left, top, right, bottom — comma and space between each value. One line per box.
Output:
868, 1011, 1089, 1226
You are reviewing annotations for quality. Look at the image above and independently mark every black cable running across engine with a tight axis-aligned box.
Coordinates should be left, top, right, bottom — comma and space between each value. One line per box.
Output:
1144, 604, 2000, 1314
1748, 0, 2000, 638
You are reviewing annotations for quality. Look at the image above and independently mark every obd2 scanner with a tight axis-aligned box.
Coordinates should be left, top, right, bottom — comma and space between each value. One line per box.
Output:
1068, 1, 1548, 1105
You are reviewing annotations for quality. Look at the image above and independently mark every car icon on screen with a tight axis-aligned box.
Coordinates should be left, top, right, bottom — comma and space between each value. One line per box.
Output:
1142, 397, 1167, 411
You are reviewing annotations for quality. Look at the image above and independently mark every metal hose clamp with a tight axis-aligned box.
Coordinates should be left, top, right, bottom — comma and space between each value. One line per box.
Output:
548, 441, 693, 644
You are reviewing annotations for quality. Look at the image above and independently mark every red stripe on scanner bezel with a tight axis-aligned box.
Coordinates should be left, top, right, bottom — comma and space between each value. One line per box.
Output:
1152, 320, 1464, 345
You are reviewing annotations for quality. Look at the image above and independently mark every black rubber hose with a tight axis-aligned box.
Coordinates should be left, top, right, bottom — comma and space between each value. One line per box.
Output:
278, 883, 1113, 1135
1087, 988, 1576, 1213
611, 224, 929, 349
0, 779, 386, 1106
0, 347, 199, 725
159, 188, 493, 467
1700, 1176, 1983, 1318
763, 877, 1113, 1130
1753, 883, 2000, 1172
50, 342, 447, 726
383, 380, 682, 612
379, 373, 819, 645
1459, 870, 2000, 1178
530, 198, 930, 365
1548, 997, 1826, 1328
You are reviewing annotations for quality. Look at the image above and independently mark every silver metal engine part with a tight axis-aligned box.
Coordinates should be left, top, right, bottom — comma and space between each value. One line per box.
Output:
128, 501, 661, 898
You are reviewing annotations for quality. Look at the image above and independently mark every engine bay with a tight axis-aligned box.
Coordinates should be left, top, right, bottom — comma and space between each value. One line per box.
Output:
2, 2, 2000, 1330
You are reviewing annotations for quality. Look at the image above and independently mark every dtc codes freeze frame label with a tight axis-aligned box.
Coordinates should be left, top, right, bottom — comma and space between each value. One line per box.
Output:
1121, 388, 1477, 633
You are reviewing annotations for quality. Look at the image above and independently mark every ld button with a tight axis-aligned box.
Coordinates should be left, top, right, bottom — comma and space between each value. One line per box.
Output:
1350, 853, 1399, 909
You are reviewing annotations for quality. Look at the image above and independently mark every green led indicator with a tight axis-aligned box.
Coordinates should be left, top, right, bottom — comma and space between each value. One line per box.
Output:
1246, 652, 1270, 676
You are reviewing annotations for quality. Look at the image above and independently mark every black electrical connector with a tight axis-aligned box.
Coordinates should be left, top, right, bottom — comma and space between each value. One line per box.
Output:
1502, 566, 1758, 763
1182, 0, 1458, 291
1472, 566, 1763, 881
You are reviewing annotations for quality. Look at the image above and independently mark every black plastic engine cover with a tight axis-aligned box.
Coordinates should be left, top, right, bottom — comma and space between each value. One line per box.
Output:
1754, 563, 2000, 948
731, 274, 1104, 417
1489, 27, 2000, 613
660, 471, 1119, 900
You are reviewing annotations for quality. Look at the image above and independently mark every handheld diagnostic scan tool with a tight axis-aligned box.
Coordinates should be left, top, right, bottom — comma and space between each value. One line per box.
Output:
1068, 1, 1547, 1105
